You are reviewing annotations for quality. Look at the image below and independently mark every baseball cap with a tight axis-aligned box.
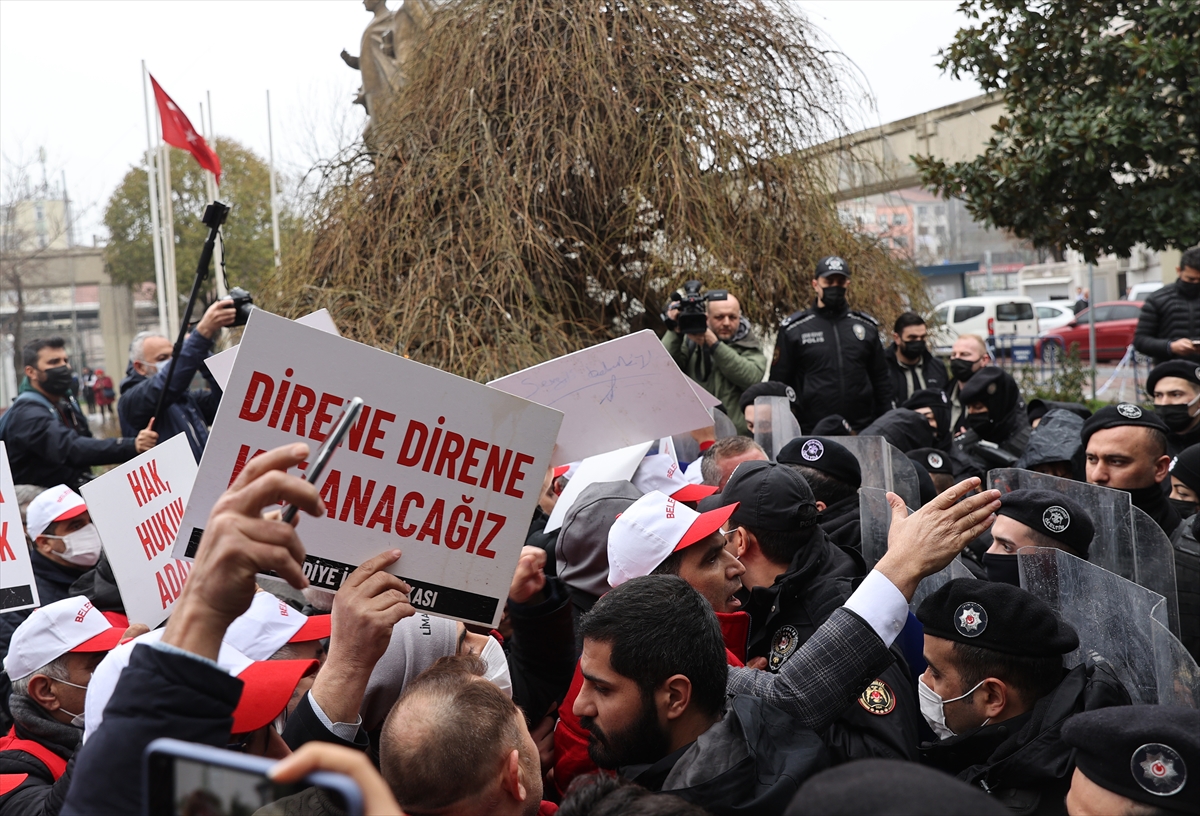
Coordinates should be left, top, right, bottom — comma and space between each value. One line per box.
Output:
712, 459, 818, 532
632, 453, 717, 503
3, 596, 126, 681
607, 490, 738, 588
223, 590, 332, 661
815, 255, 850, 279
26, 485, 88, 540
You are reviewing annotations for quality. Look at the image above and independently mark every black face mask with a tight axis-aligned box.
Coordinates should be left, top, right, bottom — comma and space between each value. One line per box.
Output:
983, 553, 1021, 586
820, 286, 847, 311
950, 358, 979, 382
40, 364, 74, 396
1156, 403, 1198, 433
1177, 279, 1200, 299
966, 412, 992, 434
1169, 497, 1197, 520
902, 340, 927, 359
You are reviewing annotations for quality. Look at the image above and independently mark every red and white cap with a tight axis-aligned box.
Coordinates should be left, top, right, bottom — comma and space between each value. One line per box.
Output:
83, 629, 319, 742
633, 453, 718, 503
223, 590, 332, 661
26, 485, 88, 540
607, 490, 738, 588
3, 596, 125, 681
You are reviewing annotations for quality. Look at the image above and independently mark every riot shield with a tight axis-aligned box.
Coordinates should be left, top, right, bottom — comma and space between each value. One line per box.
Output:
754, 396, 801, 461
989, 468, 1180, 635
1018, 547, 1200, 706
828, 436, 921, 511
713, 408, 739, 440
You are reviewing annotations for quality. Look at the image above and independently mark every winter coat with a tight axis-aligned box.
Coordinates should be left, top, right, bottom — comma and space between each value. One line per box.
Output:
663, 317, 768, 436
920, 662, 1130, 816
1171, 517, 1200, 661
770, 301, 894, 431
67, 553, 125, 614
0, 696, 80, 816
818, 494, 865, 569
1016, 409, 1086, 479
1134, 280, 1200, 366
860, 409, 935, 453
884, 343, 948, 404
118, 330, 222, 461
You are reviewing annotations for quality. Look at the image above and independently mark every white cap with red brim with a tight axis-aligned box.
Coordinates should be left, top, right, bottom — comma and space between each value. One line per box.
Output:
607, 490, 738, 588
25, 485, 88, 540
3, 596, 125, 681
632, 453, 718, 503
223, 590, 332, 661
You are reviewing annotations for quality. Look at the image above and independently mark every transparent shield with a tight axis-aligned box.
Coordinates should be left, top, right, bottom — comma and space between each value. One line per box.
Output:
1151, 613, 1200, 708
713, 409, 739, 440
827, 436, 921, 510
858, 487, 892, 569
891, 454, 922, 510
910, 557, 975, 616
754, 396, 801, 461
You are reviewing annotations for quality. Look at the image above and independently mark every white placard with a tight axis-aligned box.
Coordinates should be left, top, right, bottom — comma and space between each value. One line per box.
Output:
172, 311, 562, 627
0, 442, 39, 613
544, 441, 653, 533
81, 433, 198, 629
488, 330, 713, 466
689, 380, 724, 410
206, 309, 340, 391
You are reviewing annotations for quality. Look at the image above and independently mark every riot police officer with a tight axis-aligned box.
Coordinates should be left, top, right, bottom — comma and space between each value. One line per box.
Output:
770, 256, 893, 431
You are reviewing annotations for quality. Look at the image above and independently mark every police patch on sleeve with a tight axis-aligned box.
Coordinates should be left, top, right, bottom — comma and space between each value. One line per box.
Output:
1131, 742, 1187, 797
768, 625, 800, 671
954, 602, 987, 637
1117, 403, 1143, 419
852, 324, 867, 341
858, 679, 896, 716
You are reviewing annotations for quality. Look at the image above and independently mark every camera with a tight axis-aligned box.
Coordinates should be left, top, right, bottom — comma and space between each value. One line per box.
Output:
664, 280, 728, 335
228, 287, 255, 327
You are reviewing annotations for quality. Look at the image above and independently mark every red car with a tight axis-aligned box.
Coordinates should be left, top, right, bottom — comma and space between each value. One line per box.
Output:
1036, 301, 1144, 362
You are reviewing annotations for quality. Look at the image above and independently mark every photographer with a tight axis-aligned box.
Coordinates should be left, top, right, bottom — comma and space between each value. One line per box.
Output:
118, 298, 236, 461
663, 287, 767, 436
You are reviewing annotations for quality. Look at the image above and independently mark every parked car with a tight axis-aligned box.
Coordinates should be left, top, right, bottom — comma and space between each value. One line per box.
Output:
930, 296, 1039, 355
1034, 301, 1078, 332
1035, 301, 1144, 362
1127, 282, 1163, 301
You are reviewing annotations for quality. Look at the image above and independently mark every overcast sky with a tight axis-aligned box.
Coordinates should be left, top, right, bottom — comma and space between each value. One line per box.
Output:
0, 0, 981, 243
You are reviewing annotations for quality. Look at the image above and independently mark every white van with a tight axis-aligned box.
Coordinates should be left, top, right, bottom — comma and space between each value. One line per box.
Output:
1127, 282, 1163, 301
930, 296, 1039, 355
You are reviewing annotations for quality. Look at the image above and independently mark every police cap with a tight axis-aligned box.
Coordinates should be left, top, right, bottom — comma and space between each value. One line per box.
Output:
915, 577, 1079, 657
959, 367, 1020, 415
1146, 360, 1200, 396
1062, 705, 1199, 814
996, 488, 1095, 558
785, 758, 1007, 816
907, 447, 952, 476
814, 255, 850, 279
711, 459, 818, 532
1081, 403, 1170, 447
1170, 444, 1200, 496
777, 437, 862, 489
738, 380, 795, 411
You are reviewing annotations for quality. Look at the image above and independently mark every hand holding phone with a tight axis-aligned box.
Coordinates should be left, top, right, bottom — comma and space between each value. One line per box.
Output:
281, 397, 364, 524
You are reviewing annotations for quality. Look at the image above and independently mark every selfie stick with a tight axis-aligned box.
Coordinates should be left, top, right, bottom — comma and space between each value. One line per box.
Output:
152, 201, 231, 425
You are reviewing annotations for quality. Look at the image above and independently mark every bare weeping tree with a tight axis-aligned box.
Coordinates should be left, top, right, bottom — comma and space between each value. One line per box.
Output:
274, 0, 924, 380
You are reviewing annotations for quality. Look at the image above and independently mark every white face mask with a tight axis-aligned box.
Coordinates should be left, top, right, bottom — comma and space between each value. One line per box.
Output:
54, 677, 89, 728
480, 636, 512, 698
43, 523, 103, 567
918, 675, 986, 740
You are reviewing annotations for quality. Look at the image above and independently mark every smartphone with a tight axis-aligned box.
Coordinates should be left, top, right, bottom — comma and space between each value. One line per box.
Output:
143, 738, 364, 816
281, 397, 364, 524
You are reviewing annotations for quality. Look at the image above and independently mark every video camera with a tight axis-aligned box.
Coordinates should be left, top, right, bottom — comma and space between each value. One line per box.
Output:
664, 280, 728, 335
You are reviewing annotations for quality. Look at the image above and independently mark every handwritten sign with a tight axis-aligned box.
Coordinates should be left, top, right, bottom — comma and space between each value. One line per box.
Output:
0, 442, 39, 613
81, 433, 198, 628
172, 311, 562, 627
488, 330, 713, 466
205, 309, 340, 392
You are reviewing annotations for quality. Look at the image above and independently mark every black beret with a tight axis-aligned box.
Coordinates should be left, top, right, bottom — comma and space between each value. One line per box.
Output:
814, 255, 850, 278
1026, 398, 1092, 423
996, 489, 1095, 558
1062, 705, 1200, 815
959, 367, 1020, 415
916, 578, 1079, 656
1147, 360, 1200, 396
739, 380, 796, 411
1170, 444, 1200, 495
777, 436, 862, 488
1081, 403, 1170, 446
785, 758, 1008, 816
713, 459, 818, 532
907, 447, 952, 475
810, 414, 852, 436
902, 389, 950, 412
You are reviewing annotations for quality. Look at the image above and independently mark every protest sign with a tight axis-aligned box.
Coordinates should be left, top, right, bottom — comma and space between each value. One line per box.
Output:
81, 433, 198, 628
689, 380, 724, 411
173, 311, 562, 627
545, 441, 653, 533
206, 309, 340, 391
488, 330, 713, 466
0, 442, 39, 613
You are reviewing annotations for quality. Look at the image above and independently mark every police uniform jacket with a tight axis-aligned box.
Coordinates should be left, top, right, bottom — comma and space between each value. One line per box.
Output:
921, 662, 1130, 816
745, 527, 921, 763
816, 494, 865, 570
1170, 518, 1200, 661
770, 300, 893, 431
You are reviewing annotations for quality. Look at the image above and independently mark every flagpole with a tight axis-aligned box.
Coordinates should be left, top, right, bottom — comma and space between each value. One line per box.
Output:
141, 61, 169, 336
157, 108, 180, 337
267, 90, 282, 270
204, 92, 228, 300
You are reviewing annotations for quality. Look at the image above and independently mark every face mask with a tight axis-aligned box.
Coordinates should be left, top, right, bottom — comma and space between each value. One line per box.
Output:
1177, 280, 1200, 299
54, 677, 89, 728
139, 357, 170, 377
480, 636, 512, 698
918, 675, 986, 740
43, 523, 103, 567
1169, 497, 1197, 519
966, 412, 992, 434
950, 358, 979, 382
819, 286, 846, 310
902, 340, 927, 359
40, 364, 74, 396
1156, 396, 1200, 433
983, 553, 1021, 586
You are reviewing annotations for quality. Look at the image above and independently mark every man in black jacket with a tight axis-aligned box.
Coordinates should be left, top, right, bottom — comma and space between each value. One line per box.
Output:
0, 338, 156, 489
770, 256, 894, 431
1134, 246, 1200, 367
885, 312, 947, 403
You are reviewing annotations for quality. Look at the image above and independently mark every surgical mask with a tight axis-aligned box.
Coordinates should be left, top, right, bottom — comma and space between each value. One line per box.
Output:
983, 553, 1021, 586
41, 364, 74, 396
138, 356, 170, 377
43, 523, 103, 567
966, 412, 992, 434
1156, 395, 1200, 433
1169, 497, 1197, 519
950, 358, 979, 382
819, 286, 846, 310
54, 677, 89, 728
902, 340, 927, 359
918, 675, 986, 740
480, 636, 512, 698
1177, 280, 1200, 299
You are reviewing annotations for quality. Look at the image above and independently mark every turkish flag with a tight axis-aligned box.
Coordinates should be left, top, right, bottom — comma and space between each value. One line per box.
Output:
150, 74, 221, 183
